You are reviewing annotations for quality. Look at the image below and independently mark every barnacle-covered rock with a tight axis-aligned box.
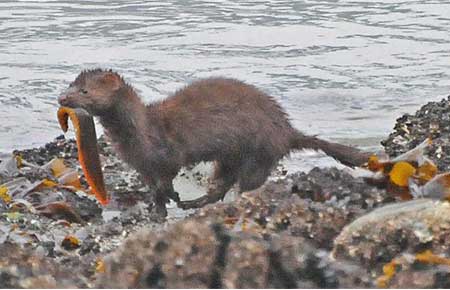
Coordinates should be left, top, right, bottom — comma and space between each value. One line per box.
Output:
96, 166, 391, 288
6, 93, 450, 288
383, 95, 450, 171
333, 199, 450, 269
97, 218, 373, 288
97, 220, 222, 288
197, 167, 391, 250
0, 243, 86, 288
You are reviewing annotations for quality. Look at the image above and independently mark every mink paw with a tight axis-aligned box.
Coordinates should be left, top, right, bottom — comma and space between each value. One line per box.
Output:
149, 204, 167, 223
168, 190, 181, 203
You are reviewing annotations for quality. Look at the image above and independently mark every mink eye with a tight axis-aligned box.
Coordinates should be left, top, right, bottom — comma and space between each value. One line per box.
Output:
81, 89, 88, 94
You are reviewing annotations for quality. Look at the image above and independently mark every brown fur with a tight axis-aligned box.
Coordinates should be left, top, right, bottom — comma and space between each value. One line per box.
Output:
58, 69, 370, 218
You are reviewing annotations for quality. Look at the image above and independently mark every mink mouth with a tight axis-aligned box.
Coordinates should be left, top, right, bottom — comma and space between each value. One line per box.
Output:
58, 99, 75, 108
58, 96, 80, 109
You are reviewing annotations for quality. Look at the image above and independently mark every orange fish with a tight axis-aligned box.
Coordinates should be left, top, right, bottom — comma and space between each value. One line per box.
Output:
57, 107, 109, 205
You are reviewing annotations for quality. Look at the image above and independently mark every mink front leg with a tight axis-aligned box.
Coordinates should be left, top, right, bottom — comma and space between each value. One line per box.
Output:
144, 174, 179, 222
152, 189, 168, 222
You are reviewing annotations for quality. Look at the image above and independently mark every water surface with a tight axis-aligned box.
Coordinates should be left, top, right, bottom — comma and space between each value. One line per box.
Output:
1, 0, 449, 153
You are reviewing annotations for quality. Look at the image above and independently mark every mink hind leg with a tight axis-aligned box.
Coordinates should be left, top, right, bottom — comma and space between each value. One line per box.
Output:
178, 154, 276, 209
237, 156, 275, 192
178, 160, 238, 209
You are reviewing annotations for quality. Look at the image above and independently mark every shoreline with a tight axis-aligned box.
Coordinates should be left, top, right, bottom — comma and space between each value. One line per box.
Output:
1, 95, 450, 288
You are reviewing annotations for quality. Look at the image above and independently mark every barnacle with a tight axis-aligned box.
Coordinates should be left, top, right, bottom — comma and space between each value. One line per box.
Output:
392, 138, 432, 163
57, 107, 109, 205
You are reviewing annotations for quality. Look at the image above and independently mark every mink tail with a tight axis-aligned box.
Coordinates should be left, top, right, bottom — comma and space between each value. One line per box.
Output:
291, 131, 372, 167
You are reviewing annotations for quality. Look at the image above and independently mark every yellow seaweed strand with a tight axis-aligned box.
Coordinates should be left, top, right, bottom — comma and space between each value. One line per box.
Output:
376, 259, 399, 288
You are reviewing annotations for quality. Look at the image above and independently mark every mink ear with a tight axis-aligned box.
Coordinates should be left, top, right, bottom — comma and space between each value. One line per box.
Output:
101, 72, 121, 90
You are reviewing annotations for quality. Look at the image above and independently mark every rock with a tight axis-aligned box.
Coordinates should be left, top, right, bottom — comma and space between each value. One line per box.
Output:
382, 95, 450, 171
97, 219, 220, 288
333, 199, 450, 269
389, 266, 450, 288
0, 243, 87, 288
222, 232, 269, 288
98, 217, 374, 288
0, 142, 396, 289
268, 233, 372, 288
197, 167, 391, 250
7, 96, 450, 290
98, 166, 391, 289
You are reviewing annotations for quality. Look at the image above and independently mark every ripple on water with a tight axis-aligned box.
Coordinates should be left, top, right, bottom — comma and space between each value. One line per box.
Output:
0, 0, 449, 152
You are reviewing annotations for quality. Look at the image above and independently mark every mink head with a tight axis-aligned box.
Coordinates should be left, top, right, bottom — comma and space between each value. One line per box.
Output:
58, 69, 125, 115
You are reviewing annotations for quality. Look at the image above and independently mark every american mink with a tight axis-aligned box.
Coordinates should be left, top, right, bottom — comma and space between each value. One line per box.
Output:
58, 69, 370, 218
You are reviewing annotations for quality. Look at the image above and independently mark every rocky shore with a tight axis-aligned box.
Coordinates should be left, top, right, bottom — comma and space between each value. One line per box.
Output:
2, 96, 450, 288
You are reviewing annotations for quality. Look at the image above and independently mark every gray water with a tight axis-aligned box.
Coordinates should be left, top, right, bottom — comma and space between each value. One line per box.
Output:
1, 0, 450, 153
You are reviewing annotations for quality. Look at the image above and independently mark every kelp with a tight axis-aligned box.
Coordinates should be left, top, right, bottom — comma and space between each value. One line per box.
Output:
61, 234, 81, 250
41, 158, 82, 189
365, 138, 440, 200
377, 250, 450, 288
376, 259, 399, 288
0, 186, 11, 204
35, 201, 84, 224
411, 172, 450, 200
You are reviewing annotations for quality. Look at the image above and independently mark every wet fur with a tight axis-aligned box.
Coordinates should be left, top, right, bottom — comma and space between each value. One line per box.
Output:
59, 69, 370, 218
